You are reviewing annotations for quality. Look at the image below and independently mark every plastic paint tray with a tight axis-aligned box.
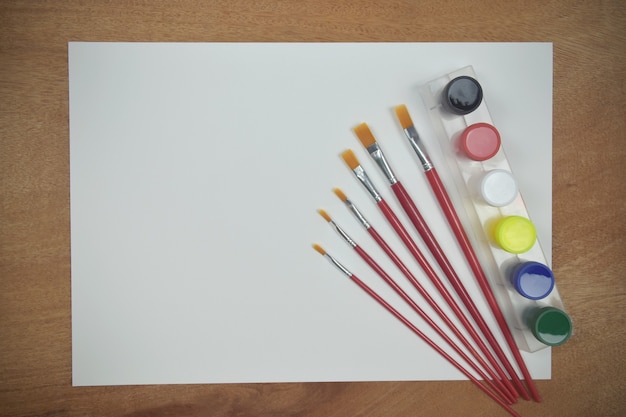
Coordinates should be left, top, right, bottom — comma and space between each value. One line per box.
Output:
419, 66, 571, 352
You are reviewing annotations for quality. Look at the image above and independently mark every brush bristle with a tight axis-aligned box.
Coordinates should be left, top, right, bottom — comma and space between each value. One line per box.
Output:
340, 149, 360, 170
332, 188, 348, 202
312, 244, 326, 255
317, 209, 332, 222
353, 123, 377, 148
394, 105, 414, 129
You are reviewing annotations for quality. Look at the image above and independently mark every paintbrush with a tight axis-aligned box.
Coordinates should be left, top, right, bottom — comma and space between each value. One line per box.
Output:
393, 104, 540, 402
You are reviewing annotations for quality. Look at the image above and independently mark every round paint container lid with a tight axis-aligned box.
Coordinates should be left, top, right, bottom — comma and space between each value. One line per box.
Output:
460, 123, 501, 161
511, 261, 555, 300
493, 215, 536, 254
481, 169, 518, 207
442, 76, 483, 115
529, 307, 572, 346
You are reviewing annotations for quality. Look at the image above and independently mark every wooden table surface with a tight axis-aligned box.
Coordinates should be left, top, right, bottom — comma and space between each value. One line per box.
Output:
1, 1, 624, 416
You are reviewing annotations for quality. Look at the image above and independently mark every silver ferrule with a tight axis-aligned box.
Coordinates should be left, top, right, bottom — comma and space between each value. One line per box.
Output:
324, 254, 352, 277
352, 166, 383, 203
366, 143, 397, 185
330, 220, 357, 248
403, 126, 433, 171
344, 199, 371, 229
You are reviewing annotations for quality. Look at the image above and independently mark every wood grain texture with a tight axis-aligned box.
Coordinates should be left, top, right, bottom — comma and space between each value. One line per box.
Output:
1, 1, 624, 416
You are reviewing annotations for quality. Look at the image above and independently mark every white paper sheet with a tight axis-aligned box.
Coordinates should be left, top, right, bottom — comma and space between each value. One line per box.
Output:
69, 42, 553, 386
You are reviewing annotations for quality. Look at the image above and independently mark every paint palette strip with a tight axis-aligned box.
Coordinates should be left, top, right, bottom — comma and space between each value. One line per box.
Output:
419, 65, 572, 353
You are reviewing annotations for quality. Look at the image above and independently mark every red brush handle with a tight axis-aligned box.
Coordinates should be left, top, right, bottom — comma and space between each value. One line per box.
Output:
353, 245, 513, 404
388, 183, 522, 399
425, 167, 541, 402
348, 272, 521, 417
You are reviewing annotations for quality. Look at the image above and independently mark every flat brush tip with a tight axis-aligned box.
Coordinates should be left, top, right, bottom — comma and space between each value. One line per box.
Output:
312, 244, 326, 255
353, 123, 377, 148
394, 104, 414, 129
317, 209, 332, 222
340, 149, 360, 170
332, 188, 348, 202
